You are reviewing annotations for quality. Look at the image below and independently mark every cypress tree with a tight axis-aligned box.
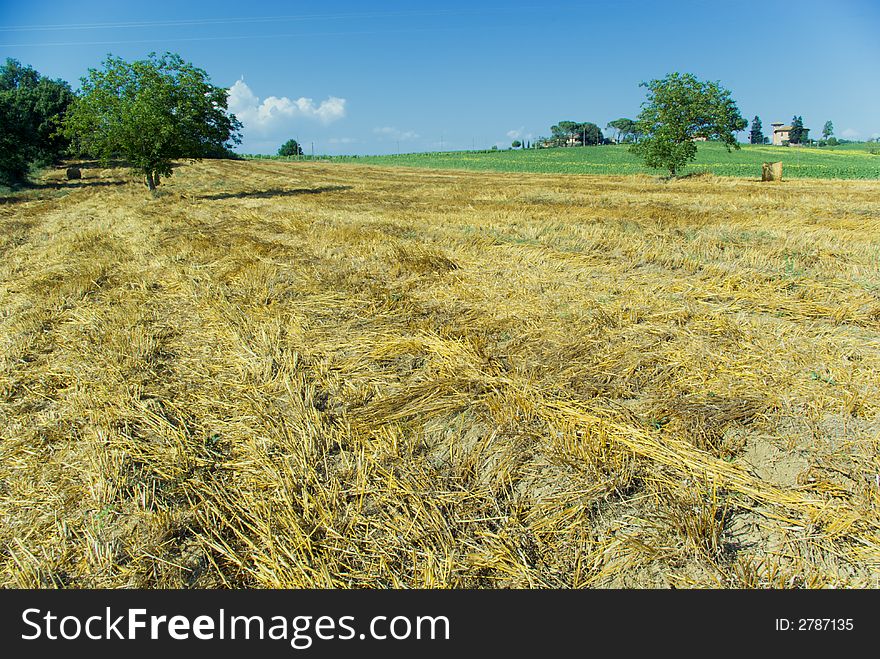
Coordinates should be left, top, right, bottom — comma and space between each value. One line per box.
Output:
789, 116, 804, 144
749, 116, 764, 145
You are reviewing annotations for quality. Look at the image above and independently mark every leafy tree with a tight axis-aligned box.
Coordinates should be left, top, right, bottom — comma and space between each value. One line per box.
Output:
749, 115, 764, 145
606, 118, 637, 143
550, 121, 602, 146
511, 139, 522, 148
550, 121, 578, 146
628, 125, 644, 143
201, 143, 242, 159
630, 72, 747, 176
579, 122, 603, 145
800, 121, 809, 144
64, 52, 242, 192
0, 58, 74, 186
822, 120, 833, 140
788, 116, 805, 144
0, 92, 28, 185
278, 139, 304, 156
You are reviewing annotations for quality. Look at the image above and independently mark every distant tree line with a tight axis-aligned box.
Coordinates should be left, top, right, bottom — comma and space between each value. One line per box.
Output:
531, 118, 643, 149
278, 139, 304, 156
750, 114, 844, 147
533, 121, 601, 148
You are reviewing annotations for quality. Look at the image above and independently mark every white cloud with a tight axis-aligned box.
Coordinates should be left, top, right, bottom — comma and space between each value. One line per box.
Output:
227, 79, 346, 134
328, 137, 356, 144
506, 127, 525, 140
840, 128, 860, 139
374, 126, 419, 141
228, 78, 259, 110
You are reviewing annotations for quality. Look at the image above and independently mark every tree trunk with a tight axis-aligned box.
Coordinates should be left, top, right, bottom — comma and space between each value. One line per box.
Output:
145, 171, 156, 190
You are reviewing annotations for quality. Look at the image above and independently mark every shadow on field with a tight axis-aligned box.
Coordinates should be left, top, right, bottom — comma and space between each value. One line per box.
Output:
37, 180, 129, 189
0, 195, 33, 205
0, 179, 128, 203
198, 185, 352, 201
75, 160, 131, 169
676, 170, 714, 179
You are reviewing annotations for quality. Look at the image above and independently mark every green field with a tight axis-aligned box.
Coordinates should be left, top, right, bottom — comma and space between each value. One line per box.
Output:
249, 141, 880, 179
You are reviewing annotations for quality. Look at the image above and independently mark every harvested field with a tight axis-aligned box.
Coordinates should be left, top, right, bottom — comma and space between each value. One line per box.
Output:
1, 159, 879, 588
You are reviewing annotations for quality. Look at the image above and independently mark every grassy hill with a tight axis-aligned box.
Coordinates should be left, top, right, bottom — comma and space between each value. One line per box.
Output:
251, 141, 880, 179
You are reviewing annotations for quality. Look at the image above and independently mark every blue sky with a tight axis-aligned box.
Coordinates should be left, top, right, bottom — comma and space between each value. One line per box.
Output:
2, 0, 878, 154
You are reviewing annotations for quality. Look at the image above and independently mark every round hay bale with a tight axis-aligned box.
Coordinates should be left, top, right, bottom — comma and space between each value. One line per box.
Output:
761, 162, 782, 182
66, 166, 82, 180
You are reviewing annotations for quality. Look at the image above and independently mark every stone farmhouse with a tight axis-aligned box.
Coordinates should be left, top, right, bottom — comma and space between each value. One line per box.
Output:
770, 122, 810, 145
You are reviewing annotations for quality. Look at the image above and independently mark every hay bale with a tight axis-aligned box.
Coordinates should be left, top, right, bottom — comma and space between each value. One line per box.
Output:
761, 161, 782, 182
66, 166, 82, 180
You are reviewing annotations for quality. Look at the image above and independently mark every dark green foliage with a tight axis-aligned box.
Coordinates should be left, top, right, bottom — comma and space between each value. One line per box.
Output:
511, 140, 522, 148
201, 143, 242, 159
0, 94, 28, 185
0, 59, 74, 186
550, 121, 603, 146
822, 120, 834, 140
749, 116, 764, 145
630, 72, 747, 176
550, 121, 576, 146
63, 52, 242, 192
789, 116, 805, 144
607, 118, 638, 143
278, 139, 304, 156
